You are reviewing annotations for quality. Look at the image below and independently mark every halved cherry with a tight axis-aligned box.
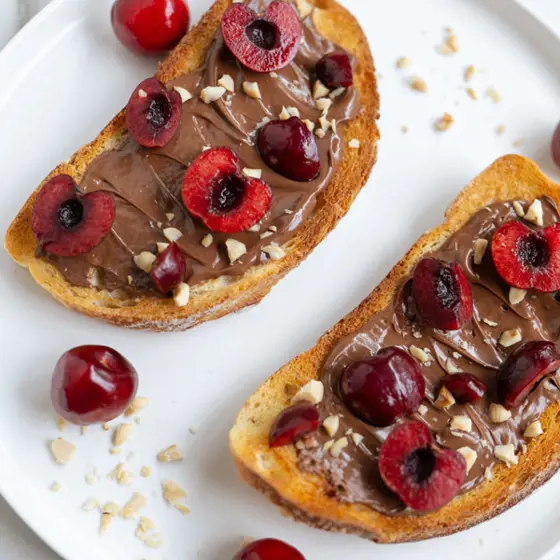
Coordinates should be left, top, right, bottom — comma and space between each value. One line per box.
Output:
150, 242, 187, 293
316, 51, 353, 89
32, 174, 115, 257
379, 421, 466, 512
492, 220, 560, 292
497, 341, 560, 408
221, 1, 302, 73
269, 403, 319, 448
442, 373, 487, 403
126, 78, 182, 148
233, 538, 305, 560
412, 258, 473, 331
182, 147, 272, 233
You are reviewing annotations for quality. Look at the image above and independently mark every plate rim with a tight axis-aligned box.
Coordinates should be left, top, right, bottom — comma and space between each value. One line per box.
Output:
1, 1, 560, 559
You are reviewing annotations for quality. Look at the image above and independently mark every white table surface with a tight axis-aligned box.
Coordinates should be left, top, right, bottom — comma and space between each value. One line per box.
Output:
1, 0, 560, 558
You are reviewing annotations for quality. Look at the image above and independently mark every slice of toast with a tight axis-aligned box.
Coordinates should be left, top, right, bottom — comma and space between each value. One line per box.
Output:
4, 0, 379, 332
230, 155, 560, 543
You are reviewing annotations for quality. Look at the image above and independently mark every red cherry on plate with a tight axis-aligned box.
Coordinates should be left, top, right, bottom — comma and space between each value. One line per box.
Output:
111, 0, 190, 56
233, 538, 305, 560
51, 346, 138, 425
552, 122, 560, 168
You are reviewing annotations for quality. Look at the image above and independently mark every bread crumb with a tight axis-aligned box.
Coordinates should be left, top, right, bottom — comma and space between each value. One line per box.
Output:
512, 138, 525, 148
82, 498, 100, 511
348, 138, 360, 149
50, 481, 62, 492
496, 124, 506, 135
56, 416, 66, 432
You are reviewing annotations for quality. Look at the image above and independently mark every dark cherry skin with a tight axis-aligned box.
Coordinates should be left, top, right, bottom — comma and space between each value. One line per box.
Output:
182, 147, 272, 233
269, 403, 319, 448
552, 122, 560, 168
221, 1, 302, 73
492, 220, 560, 292
111, 0, 190, 56
412, 258, 473, 331
442, 373, 487, 403
497, 341, 560, 408
150, 242, 187, 293
233, 538, 305, 560
31, 174, 115, 257
340, 347, 426, 427
316, 51, 353, 89
126, 77, 182, 148
378, 421, 466, 512
51, 346, 138, 425
258, 117, 320, 182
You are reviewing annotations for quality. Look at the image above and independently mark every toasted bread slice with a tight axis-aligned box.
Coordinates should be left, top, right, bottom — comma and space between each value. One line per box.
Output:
230, 155, 560, 543
4, 0, 378, 332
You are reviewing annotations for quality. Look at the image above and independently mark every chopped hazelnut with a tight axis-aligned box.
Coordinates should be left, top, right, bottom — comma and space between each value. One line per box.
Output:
173, 86, 192, 103
524, 420, 543, 438
243, 81, 262, 99
525, 199, 544, 227
509, 287, 527, 305
457, 447, 477, 473
499, 328, 522, 348
473, 238, 488, 265
200, 86, 226, 104
494, 443, 518, 466
322, 415, 340, 437
292, 380, 324, 405
450, 415, 472, 432
330, 437, 348, 458
434, 386, 455, 410
489, 403, 512, 423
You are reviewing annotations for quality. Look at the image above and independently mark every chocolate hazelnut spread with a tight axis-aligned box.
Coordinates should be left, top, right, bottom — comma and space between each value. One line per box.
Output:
46, 0, 360, 294
298, 198, 560, 515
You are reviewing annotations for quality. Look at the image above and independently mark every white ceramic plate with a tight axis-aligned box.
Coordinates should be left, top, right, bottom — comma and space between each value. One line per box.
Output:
1, 1, 560, 559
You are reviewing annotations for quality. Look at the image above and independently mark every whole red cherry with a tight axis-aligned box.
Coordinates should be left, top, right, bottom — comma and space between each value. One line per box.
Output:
111, 0, 190, 56
51, 346, 138, 425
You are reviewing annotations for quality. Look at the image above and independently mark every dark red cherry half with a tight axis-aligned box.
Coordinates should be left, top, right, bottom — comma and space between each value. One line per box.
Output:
379, 421, 466, 512
412, 258, 473, 331
150, 242, 187, 293
126, 77, 182, 148
221, 1, 302, 73
32, 174, 115, 257
182, 147, 272, 233
497, 340, 560, 408
442, 373, 487, 403
492, 220, 560, 292
269, 403, 319, 448
316, 51, 353, 89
